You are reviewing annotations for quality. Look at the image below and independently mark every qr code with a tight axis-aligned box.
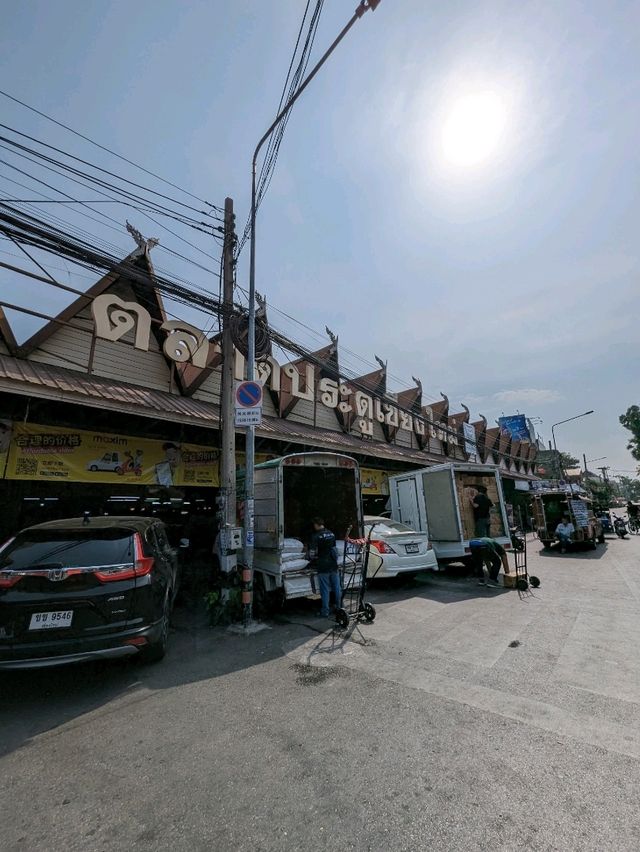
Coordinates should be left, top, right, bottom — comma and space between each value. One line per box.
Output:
16, 458, 38, 476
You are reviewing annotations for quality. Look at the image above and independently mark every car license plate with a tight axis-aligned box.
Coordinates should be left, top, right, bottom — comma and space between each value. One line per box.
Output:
29, 611, 73, 631
405, 544, 420, 554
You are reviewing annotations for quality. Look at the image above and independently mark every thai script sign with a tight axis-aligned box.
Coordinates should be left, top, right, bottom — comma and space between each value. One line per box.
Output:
90, 299, 457, 447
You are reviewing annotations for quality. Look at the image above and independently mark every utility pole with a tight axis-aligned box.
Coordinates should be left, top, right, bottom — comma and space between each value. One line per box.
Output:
218, 197, 237, 577
598, 466, 610, 482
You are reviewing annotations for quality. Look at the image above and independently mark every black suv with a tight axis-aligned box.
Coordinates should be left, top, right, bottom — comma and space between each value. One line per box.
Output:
0, 517, 179, 669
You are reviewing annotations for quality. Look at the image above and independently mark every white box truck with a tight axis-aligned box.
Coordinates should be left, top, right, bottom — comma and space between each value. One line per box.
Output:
388, 462, 511, 561
237, 452, 364, 606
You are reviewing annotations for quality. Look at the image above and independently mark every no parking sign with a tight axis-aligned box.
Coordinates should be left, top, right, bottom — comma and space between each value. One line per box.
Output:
234, 381, 263, 427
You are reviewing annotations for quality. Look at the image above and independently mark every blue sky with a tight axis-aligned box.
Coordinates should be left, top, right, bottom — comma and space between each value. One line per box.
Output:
1, 0, 639, 475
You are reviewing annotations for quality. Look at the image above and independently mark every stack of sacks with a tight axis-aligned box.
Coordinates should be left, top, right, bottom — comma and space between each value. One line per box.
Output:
281, 538, 309, 573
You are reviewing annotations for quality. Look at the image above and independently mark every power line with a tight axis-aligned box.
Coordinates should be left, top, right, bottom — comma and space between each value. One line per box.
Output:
236, 0, 325, 258
0, 88, 224, 212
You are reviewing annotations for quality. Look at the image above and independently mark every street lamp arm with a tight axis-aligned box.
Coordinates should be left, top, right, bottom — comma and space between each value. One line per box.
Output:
251, 1, 379, 171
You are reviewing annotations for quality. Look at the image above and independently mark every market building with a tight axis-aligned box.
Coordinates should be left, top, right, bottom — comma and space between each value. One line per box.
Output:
0, 244, 538, 545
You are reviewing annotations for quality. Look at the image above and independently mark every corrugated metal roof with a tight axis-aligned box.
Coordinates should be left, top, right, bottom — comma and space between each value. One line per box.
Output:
0, 354, 444, 467
0, 354, 219, 426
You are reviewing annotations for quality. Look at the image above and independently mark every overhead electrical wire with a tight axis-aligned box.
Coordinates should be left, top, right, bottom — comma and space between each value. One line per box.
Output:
235, 0, 325, 259
0, 89, 223, 213
0, 207, 523, 462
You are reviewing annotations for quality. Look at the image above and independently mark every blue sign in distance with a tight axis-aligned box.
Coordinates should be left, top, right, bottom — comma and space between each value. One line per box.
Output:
236, 381, 263, 408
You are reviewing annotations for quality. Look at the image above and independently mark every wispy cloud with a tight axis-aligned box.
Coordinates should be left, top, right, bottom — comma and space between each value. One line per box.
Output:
493, 388, 562, 404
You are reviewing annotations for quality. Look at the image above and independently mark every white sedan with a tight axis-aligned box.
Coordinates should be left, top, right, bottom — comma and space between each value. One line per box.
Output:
364, 516, 438, 578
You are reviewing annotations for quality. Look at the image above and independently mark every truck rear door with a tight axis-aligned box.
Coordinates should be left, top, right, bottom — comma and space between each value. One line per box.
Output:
394, 477, 424, 532
422, 469, 460, 541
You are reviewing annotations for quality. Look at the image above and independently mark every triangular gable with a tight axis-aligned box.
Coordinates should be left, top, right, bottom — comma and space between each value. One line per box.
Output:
471, 415, 487, 461
0, 307, 17, 355
175, 332, 223, 396
19, 248, 166, 357
387, 381, 423, 445
276, 342, 338, 420
483, 427, 500, 463
340, 366, 386, 433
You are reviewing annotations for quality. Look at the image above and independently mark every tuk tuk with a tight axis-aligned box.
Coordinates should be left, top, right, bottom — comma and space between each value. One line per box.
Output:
532, 487, 604, 550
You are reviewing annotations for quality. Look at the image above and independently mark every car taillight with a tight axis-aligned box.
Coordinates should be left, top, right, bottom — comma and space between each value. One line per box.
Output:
95, 534, 154, 583
370, 540, 396, 554
0, 571, 21, 589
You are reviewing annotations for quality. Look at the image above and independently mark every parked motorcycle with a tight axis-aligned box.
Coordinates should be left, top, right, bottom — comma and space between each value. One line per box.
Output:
613, 515, 628, 539
598, 512, 613, 535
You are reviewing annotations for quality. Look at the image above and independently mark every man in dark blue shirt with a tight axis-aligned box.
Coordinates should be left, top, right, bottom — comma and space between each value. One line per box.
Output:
309, 517, 341, 618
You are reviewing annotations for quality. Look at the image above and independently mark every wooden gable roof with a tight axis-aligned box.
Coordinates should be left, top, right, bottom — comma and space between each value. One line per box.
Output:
18, 247, 166, 358
0, 306, 17, 355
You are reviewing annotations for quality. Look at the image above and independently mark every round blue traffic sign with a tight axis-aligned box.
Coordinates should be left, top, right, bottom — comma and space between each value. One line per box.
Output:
236, 381, 263, 408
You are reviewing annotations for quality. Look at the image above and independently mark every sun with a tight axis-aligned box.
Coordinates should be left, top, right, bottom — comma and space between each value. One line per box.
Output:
440, 90, 508, 168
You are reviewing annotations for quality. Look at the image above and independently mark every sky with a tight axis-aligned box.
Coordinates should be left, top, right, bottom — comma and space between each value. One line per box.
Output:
0, 0, 639, 476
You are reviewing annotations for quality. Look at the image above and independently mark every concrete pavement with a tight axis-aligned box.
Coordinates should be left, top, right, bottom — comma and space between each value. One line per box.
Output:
2, 533, 640, 851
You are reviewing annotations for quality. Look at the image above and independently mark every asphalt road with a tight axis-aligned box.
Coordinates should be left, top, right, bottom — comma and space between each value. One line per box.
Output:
2, 532, 640, 851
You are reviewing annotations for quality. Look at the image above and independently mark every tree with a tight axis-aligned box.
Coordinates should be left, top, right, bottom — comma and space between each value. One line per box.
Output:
619, 405, 640, 461
536, 449, 580, 479
617, 476, 640, 501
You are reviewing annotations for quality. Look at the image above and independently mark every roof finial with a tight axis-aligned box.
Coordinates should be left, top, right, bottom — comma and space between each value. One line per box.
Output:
126, 221, 159, 252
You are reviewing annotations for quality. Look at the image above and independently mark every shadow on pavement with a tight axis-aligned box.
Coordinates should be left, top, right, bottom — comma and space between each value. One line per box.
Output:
0, 595, 320, 760
366, 570, 509, 605
535, 542, 609, 560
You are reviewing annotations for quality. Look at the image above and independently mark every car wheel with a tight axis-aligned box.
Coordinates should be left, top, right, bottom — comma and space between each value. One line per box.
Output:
89, 465, 98, 472
140, 594, 171, 664
115, 466, 124, 475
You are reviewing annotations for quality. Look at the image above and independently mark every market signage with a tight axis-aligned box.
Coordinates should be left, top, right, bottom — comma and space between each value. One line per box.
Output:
3, 423, 220, 487
92, 295, 210, 368
90, 299, 457, 446
498, 415, 531, 442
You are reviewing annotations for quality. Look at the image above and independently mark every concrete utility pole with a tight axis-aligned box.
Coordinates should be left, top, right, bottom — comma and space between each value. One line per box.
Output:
218, 197, 236, 576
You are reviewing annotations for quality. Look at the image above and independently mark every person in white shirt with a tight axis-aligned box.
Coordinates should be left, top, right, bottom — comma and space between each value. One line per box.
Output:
555, 515, 575, 552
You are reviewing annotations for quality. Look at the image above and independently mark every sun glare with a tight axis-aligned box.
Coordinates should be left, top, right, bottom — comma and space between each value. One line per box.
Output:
440, 91, 508, 168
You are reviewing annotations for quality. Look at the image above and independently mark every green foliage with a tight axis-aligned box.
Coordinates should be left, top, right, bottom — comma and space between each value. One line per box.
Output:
536, 449, 580, 479
204, 587, 243, 626
617, 476, 640, 501
619, 405, 640, 461
588, 480, 615, 511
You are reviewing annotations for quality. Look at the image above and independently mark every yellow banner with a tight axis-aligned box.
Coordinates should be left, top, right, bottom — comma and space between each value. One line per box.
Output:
0, 419, 11, 479
4, 423, 219, 487
361, 468, 389, 495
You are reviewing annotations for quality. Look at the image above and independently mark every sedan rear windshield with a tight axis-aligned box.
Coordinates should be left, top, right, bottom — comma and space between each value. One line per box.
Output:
0, 530, 134, 570
366, 520, 416, 534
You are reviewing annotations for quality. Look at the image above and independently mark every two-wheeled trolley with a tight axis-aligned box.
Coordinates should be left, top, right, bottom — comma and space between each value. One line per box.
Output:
334, 525, 380, 630
510, 528, 540, 592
